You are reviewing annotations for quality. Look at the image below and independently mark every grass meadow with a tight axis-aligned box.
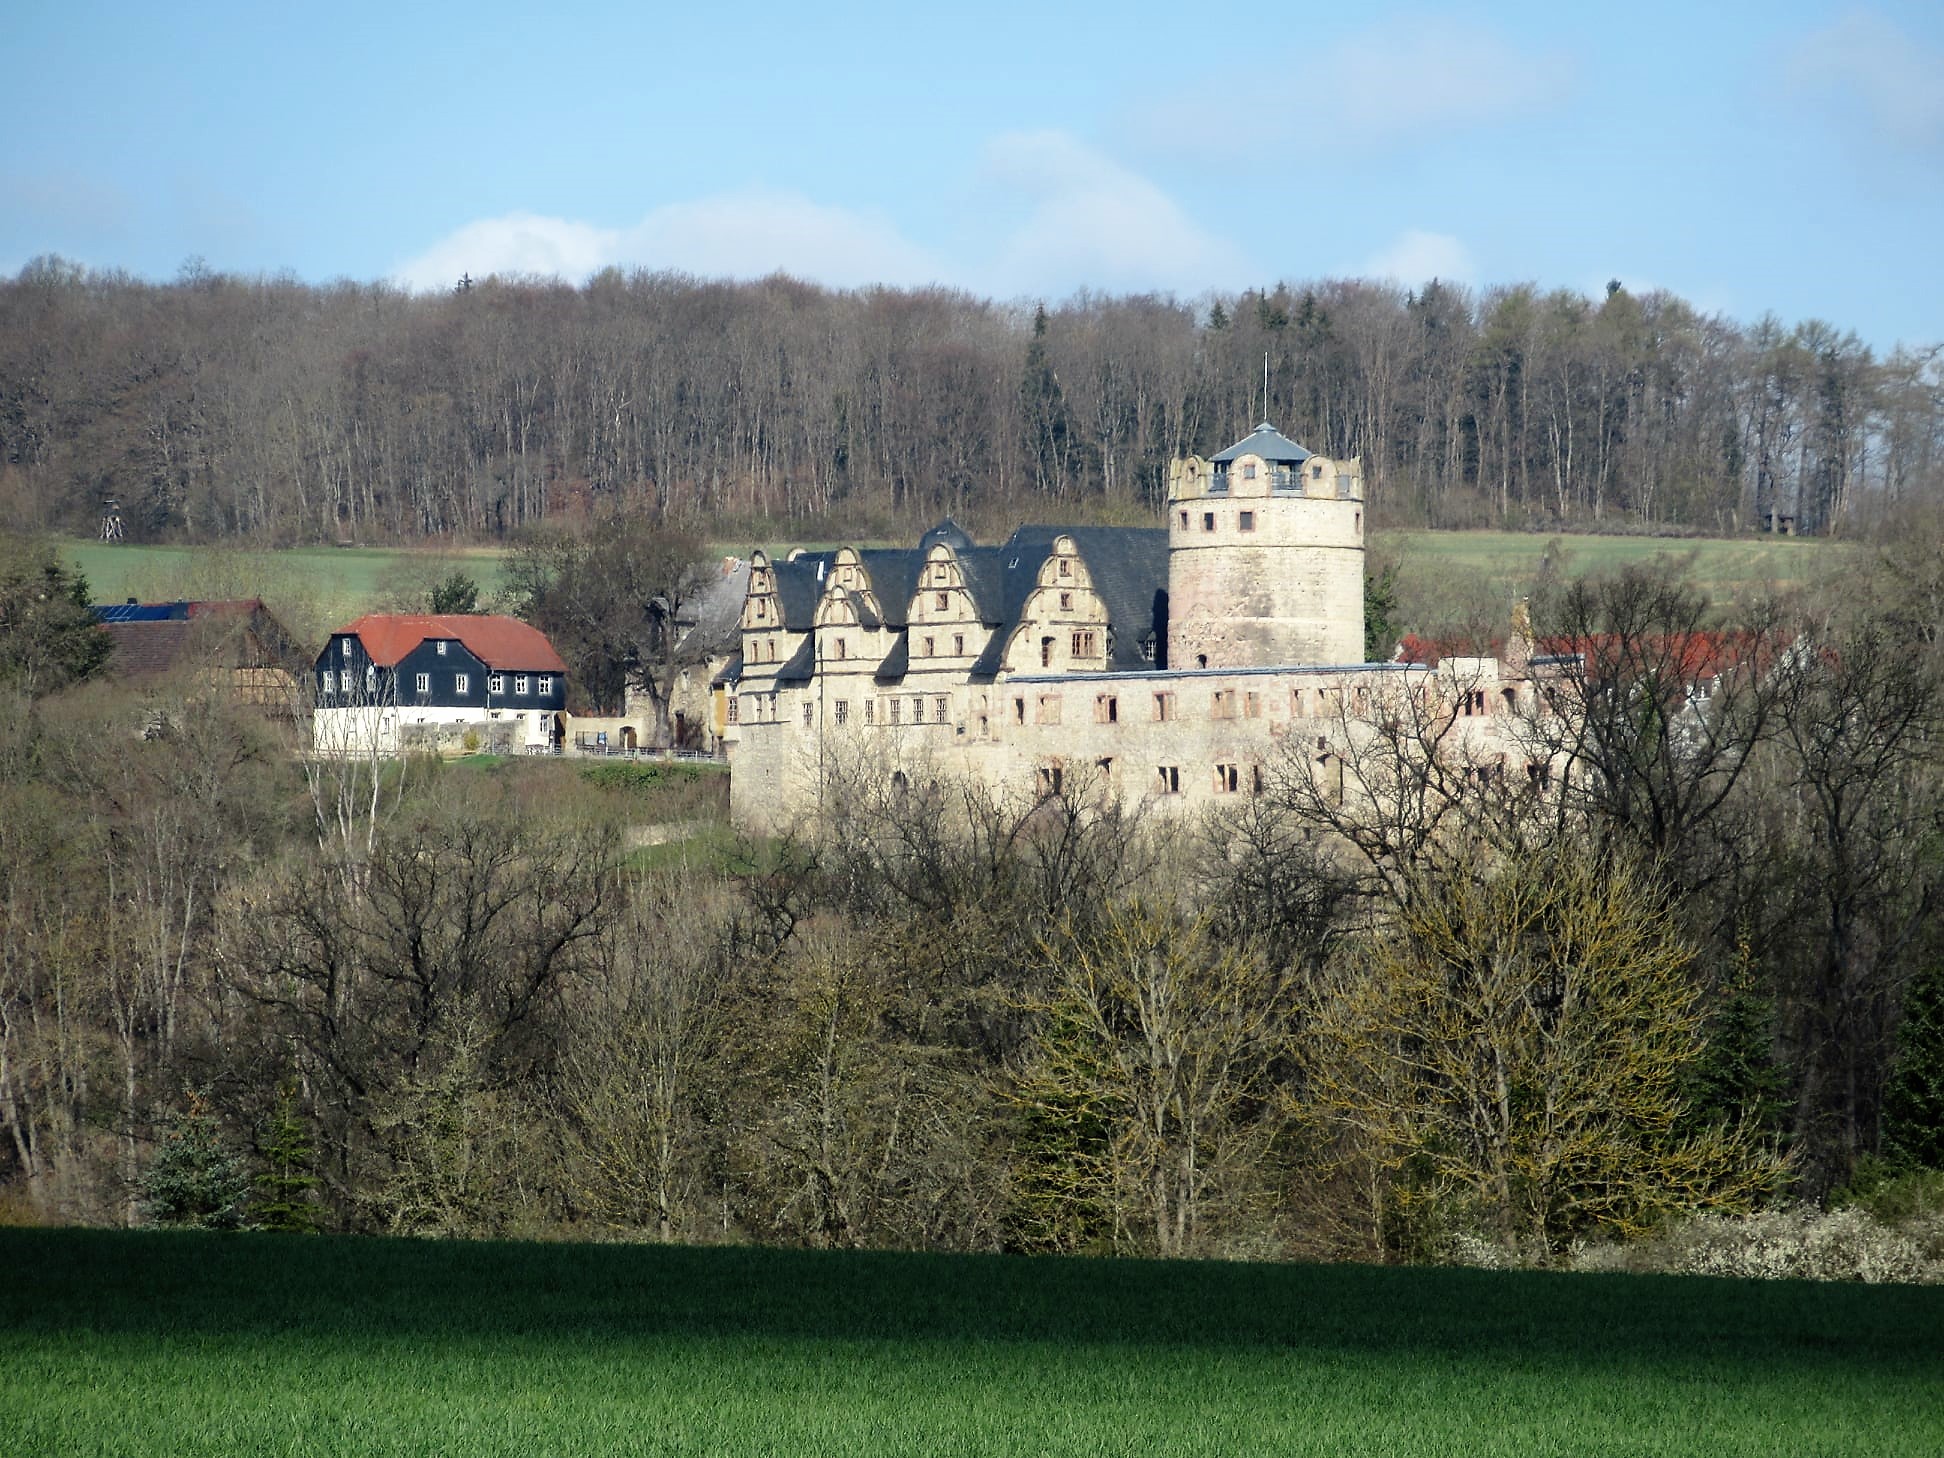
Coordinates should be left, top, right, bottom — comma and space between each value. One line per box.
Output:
2, 1229, 1938, 1457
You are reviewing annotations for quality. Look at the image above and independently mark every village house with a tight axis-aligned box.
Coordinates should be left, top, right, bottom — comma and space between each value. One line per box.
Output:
313, 613, 568, 756
725, 425, 1557, 831
90, 598, 305, 715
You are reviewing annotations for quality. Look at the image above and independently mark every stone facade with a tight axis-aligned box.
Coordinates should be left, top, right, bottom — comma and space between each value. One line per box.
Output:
726, 426, 1544, 831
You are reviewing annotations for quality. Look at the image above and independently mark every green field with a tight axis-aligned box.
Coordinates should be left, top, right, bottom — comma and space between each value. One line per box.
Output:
1380, 529, 1852, 597
55, 528, 1852, 647
1, 1230, 1937, 1457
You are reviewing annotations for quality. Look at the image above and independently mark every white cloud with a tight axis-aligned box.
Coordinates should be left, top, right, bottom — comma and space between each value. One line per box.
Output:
393, 135, 1255, 299
1361, 230, 1475, 287
1321, 16, 1576, 145
394, 213, 621, 289
392, 193, 940, 292
1789, 9, 1944, 156
1135, 15, 1574, 157
975, 131, 1254, 297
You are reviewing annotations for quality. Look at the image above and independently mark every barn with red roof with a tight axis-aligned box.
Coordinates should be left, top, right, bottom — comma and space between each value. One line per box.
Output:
313, 613, 568, 755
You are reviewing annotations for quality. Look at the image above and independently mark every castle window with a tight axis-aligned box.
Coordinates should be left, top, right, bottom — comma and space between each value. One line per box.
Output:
341, 639, 352, 659
1212, 689, 1235, 720
1153, 692, 1175, 721
1037, 694, 1062, 725
728, 696, 739, 724
935, 695, 948, 722
835, 638, 848, 660
1014, 697, 1025, 725
319, 671, 331, 695
1071, 630, 1097, 657
1058, 558, 1071, 578
365, 666, 377, 691
803, 703, 813, 726
1338, 473, 1353, 499
1464, 689, 1487, 716
891, 698, 901, 724
515, 676, 529, 695
865, 699, 875, 725
490, 674, 505, 695
923, 637, 934, 657
1157, 765, 1180, 795
834, 700, 849, 726
1095, 694, 1118, 724
936, 591, 949, 610
415, 672, 430, 694
1059, 592, 1073, 611
1097, 757, 1113, 776
1251, 764, 1265, 795
1041, 636, 1054, 668
436, 641, 448, 656
954, 633, 965, 656
1215, 763, 1240, 793
1037, 764, 1064, 797
1242, 463, 1256, 480
1313, 464, 1324, 480
1239, 511, 1255, 532
1245, 691, 1261, 718
912, 697, 924, 723
1203, 512, 1216, 532
1139, 635, 1156, 662
1179, 511, 1189, 528
756, 600, 768, 621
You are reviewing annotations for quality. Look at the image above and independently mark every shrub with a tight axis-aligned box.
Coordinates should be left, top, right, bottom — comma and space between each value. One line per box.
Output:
1570, 1206, 1938, 1284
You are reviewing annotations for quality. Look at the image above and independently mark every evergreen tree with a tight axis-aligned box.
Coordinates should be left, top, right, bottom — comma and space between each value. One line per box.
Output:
429, 571, 480, 615
249, 1081, 323, 1232
141, 1093, 250, 1229
1882, 961, 1944, 1171
0, 533, 111, 695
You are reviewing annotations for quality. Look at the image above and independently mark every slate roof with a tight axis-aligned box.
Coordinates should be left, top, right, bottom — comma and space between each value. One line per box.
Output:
675, 558, 751, 659
1212, 422, 1312, 464
335, 614, 567, 673
855, 550, 926, 628
965, 526, 1168, 677
919, 519, 975, 554
769, 556, 831, 631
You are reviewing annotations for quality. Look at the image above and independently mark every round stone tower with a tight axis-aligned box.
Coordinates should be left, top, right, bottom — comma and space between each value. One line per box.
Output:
1166, 423, 1366, 669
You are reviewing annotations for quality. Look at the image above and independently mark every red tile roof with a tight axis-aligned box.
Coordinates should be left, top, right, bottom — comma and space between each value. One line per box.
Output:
338, 614, 567, 673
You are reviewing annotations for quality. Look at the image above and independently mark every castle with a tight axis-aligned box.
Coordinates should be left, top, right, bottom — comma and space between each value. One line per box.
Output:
725, 425, 1542, 831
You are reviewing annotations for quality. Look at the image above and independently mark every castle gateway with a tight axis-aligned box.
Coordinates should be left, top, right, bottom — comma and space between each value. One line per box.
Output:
726, 425, 1542, 831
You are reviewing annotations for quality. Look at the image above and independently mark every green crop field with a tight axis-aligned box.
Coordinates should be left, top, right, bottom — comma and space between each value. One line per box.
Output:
2, 1230, 1937, 1457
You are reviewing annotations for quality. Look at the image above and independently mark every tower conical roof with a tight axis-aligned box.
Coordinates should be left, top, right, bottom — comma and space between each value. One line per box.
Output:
1212, 423, 1312, 464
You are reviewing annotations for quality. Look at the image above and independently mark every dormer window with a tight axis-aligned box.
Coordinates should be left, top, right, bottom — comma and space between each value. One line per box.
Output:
1242, 463, 1256, 480
436, 641, 448, 655
1058, 559, 1071, 578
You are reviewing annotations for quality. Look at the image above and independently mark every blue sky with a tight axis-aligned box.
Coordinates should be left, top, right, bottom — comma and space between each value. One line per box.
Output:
6, 1, 1941, 349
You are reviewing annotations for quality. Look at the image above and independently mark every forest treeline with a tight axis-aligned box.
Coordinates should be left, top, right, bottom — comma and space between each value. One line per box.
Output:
3, 257, 1940, 546
3, 528, 1942, 1269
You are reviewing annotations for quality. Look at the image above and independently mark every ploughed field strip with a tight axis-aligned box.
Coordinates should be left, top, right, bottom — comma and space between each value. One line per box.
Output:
2, 1230, 1939, 1457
